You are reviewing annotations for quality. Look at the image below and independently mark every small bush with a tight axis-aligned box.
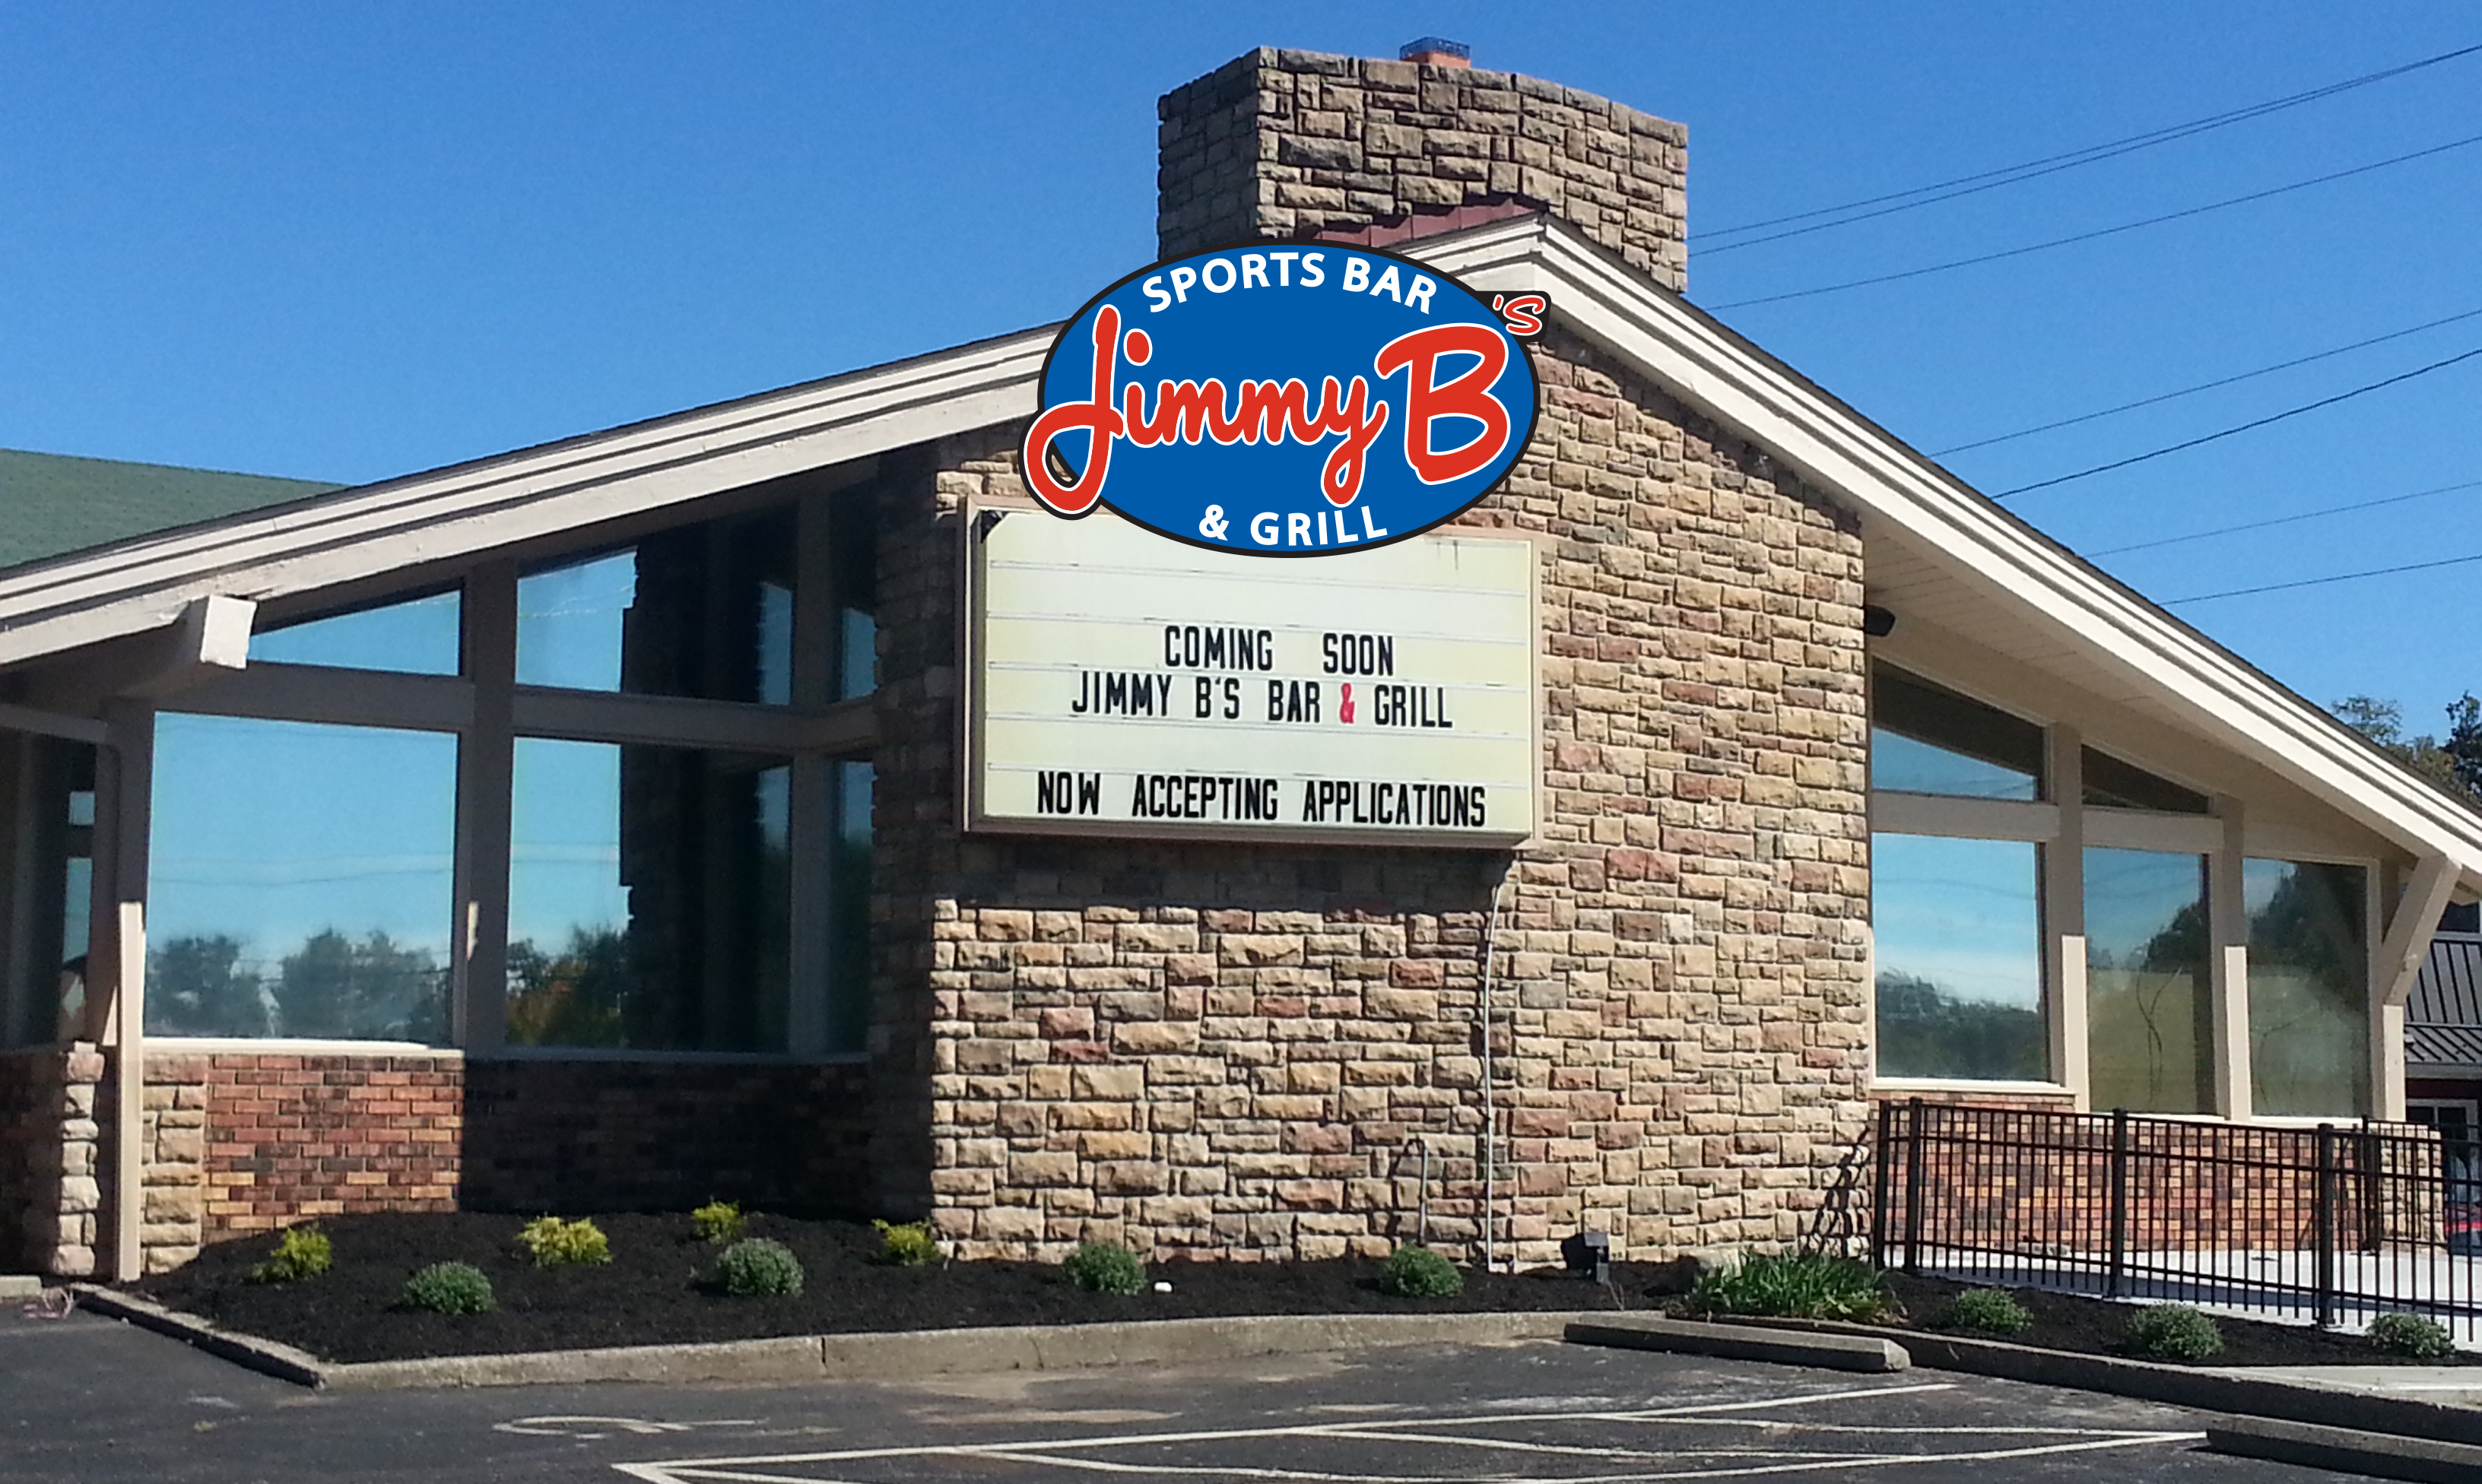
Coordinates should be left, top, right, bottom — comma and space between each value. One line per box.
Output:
1379, 1245, 1464, 1298
2369, 1311, 2455, 1359
402, 1261, 496, 1315
1684, 1253, 1888, 1322
1940, 1288, 2033, 1337
1062, 1241, 1146, 1295
872, 1219, 939, 1267
691, 1200, 746, 1245
249, 1225, 332, 1285
518, 1215, 611, 1267
715, 1238, 804, 1297
2126, 1305, 2223, 1361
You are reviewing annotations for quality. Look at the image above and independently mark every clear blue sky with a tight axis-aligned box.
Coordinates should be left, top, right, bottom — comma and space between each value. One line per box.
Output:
6, 1, 2480, 731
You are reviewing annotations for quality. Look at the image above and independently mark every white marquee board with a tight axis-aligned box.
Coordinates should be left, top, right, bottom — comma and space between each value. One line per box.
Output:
966, 507, 1537, 846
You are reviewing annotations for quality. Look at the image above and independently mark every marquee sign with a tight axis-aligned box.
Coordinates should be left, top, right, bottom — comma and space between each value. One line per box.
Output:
1021, 243, 1543, 556
966, 506, 1535, 845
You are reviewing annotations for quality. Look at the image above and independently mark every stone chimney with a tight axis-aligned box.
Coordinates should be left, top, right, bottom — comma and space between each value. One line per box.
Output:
1157, 46, 1687, 290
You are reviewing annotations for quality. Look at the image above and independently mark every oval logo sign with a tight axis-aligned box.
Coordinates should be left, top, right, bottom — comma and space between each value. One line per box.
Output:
1022, 244, 1542, 556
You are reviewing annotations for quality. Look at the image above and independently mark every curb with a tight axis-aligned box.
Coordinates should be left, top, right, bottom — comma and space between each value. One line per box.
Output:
1733, 1315, 2482, 1448
2204, 1414, 2482, 1484
1565, 1317, 1909, 1374
74, 1287, 1600, 1391
1, 1275, 44, 1301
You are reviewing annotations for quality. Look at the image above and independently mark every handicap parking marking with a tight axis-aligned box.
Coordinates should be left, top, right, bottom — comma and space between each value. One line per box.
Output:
611, 1381, 2204, 1484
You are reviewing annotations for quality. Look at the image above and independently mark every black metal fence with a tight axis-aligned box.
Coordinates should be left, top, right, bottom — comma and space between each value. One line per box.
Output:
1869, 1099, 2481, 1333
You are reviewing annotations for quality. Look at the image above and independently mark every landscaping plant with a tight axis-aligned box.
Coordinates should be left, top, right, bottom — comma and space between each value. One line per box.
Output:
1379, 1244, 1464, 1298
248, 1225, 332, 1285
715, 1238, 805, 1297
1940, 1288, 2033, 1337
2368, 1311, 2455, 1359
1683, 1253, 1888, 1322
872, 1219, 939, 1267
2125, 1305, 2223, 1361
1062, 1241, 1146, 1295
519, 1215, 611, 1267
692, 1199, 746, 1245
402, 1261, 496, 1314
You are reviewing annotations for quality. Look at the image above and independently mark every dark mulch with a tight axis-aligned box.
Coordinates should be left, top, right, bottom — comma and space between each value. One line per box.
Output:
132, 1212, 1665, 1365
1877, 1271, 2482, 1368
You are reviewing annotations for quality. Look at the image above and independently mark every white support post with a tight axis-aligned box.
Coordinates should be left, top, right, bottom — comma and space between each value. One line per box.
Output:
2044, 725, 2088, 1106
92, 702, 152, 1282
2209, 797, 2251, 1121
2373, 855, 2453, 1122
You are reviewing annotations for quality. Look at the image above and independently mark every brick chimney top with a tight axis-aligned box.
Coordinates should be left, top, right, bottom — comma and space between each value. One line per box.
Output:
1398, 36, 1471, 68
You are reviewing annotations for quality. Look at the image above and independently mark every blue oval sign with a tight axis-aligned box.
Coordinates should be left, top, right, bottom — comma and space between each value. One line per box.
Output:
1022, 244, 1542, 556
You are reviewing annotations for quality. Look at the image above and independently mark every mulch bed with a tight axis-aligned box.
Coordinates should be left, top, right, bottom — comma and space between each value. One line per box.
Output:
130, 1211, 1659, 1365
1876, 1271, 2482, 1368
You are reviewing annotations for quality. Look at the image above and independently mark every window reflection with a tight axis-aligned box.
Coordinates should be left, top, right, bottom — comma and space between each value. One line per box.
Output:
145, 715, 455, 1041
828, 760, 872, 1051
2247, 858, 2369, 1116
515, 508, 798, 703
3, 738, 95, 1048
249, 589, 462, 675
1872, 832, 2047, 1080
506, 737, 792, 1052
2086, 847, 2213, 1113
1871, 665, 2044, 801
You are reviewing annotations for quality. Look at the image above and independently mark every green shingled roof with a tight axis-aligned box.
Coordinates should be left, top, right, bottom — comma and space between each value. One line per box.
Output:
0, 448, 344, 572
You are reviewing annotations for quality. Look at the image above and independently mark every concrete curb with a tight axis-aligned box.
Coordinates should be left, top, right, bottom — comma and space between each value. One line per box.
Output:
74, 1286, 1601, 1390
1, 1275, 44, 1301
2204, 1414, 2482, 1484
1733, 1315, 2482, 1448
1565, 1317, 1909, 1374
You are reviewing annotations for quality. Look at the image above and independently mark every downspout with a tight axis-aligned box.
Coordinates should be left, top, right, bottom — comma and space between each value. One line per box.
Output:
1478, 877, 1504, 1273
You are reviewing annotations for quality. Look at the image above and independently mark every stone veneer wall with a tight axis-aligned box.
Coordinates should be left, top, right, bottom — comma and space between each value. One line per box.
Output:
865, 321, 1872, 1265
1158, 48, 1688, 290
0, 1045, 100, 1274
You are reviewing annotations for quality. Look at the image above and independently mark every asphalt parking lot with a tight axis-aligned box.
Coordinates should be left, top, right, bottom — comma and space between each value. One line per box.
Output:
1, 1305, 2376, 1482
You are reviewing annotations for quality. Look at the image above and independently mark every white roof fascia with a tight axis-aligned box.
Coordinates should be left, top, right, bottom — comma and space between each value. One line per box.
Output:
1410, 216, 2482, 884
0, 327, 1052, 667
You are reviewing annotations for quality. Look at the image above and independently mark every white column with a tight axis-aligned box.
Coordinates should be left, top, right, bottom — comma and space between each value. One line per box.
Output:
93, 702, 152, 1282
2210, 797, 2251, 1121
2044, 725, 2088, 1106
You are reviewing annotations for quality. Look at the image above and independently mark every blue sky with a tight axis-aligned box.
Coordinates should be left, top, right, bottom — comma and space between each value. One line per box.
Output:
6, 2, 2481, 730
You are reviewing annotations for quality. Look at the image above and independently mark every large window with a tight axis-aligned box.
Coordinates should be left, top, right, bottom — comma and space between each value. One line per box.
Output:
147, 715, 456, 1041
2085, 847, 2213, 1114
249, 590, 462, 675
2247, 858, 2369, 1117
1, 737, 96, 1047
517, 509, 797, 703
1871, 664, 2044, 801
1872, 833, 2047, 1080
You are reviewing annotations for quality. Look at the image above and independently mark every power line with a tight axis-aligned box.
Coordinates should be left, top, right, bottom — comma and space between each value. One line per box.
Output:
2087, 477, 2482, 556
1935, 307, 2482, 455
1992, 345, 2482, 499
1708, 132, 2482, 311
2164, 548, 2482, 604
1697, 42, 2482, 243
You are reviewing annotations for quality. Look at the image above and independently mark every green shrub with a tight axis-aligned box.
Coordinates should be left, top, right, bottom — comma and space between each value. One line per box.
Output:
872, 1219, 939, 1267
715, 1238, 804, 1297
1062, 1241, 1146, 1295
2369, 1311, 2455, 1359
248, 1224, 332, 1285
1379, 1245, 1464, 1298
1940, 1288, 2033, 1337
2125, 1305, 2223, 1361
402, 1261, 496, 1315
518, 1215, 611, 1267
1684, 1253, 1888, 1322
691, 1200, 746, 1245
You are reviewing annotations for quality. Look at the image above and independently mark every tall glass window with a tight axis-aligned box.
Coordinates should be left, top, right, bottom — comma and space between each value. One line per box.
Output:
516, 509, 797, 703
1871, 665, 2044, 801
2085, 847, 2213, 1113
828, 760, 873, 1051
1872, 833, 2047, 1080
506, 737, 792, 1052
249, 589, 462, 675
146, 715, 455, 1041
2247, 858, 2369, 1117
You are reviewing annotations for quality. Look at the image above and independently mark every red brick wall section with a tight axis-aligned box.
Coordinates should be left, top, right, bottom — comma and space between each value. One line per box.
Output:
202, 1052, 462, 1237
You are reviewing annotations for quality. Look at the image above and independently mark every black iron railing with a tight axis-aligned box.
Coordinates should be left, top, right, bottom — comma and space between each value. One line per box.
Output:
1870, 1099, 2480, 1333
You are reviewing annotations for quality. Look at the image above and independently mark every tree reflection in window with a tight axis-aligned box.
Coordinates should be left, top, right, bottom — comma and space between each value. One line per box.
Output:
148, 929, 446, 1042
1871, 832, 2047, 1080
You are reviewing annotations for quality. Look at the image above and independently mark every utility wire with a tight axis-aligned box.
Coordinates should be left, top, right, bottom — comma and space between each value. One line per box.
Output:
2087, 477, 2482, 556
1697, 42, 2482, 242
1709, 132, 2482, 311
2165, 548, 2482, 604
1993, 345, 2482, 499
1936, 307, 2482, 455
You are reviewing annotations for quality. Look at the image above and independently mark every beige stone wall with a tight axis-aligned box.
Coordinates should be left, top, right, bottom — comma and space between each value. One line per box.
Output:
1, 1044, 103, 1275
1158, 48, 1688, 290
865, 322, 1870, 1267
